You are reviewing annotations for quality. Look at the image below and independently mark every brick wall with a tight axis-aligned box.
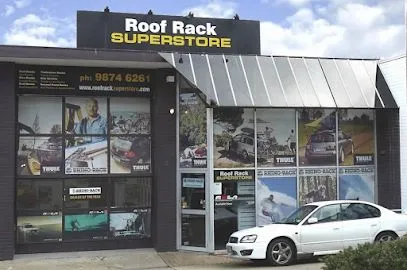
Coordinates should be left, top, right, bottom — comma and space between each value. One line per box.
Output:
151, 69, 177, 251
376, 109, 401, 209
0, 62, 16, 260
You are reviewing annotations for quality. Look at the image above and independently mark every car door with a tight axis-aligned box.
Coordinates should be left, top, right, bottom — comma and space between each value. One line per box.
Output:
299, 203, 343, 254
340, 203, 381, 248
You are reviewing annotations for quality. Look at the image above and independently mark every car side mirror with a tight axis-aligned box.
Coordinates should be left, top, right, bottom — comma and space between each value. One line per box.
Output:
307, 217, 318, 224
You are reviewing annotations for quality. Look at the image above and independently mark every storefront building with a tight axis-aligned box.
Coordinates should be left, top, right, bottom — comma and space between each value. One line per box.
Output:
0, 10, 402, 259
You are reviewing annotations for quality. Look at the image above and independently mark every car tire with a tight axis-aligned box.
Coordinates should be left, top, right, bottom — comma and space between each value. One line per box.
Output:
375, 231, 399, 243
266, 238, 296, 266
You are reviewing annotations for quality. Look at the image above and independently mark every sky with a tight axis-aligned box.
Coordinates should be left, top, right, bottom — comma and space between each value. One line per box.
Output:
0, 0, 405, 58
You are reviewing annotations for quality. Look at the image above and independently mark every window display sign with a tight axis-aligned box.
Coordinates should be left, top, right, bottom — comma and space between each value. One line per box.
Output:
17, 212, 62, 244
213, 108, 255, 168
179, 93, 207, 168
109, 208, 151, 239
65, 97, 108, 136
17, 65, 152, 94
182, 173, 205, 210
63, 210, 108, 241
339, 166, 375, 202
298, 109, 336, 166
64, 179, 108, 209
18, 96, 62, 135
111, 178, 152, 208
110, 136, 151, 174
299, 168, 337, 206
256, 109, 296, 167
65, 138, 108, 174
214, 169, 255, 182
338, 109, 375, 166
17, 137, 63, 176
110, 97, 151, 135
77, 11, 260, 54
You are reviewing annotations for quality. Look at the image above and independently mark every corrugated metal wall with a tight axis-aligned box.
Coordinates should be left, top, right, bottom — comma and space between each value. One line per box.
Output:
379, 56, 406, 211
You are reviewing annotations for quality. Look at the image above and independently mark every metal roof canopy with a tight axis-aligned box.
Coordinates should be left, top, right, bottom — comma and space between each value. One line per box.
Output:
160, 52, 397, 109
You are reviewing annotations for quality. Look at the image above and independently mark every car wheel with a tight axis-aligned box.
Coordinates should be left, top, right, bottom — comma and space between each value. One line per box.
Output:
266, 238, 296, 266
375, 231, 398, 243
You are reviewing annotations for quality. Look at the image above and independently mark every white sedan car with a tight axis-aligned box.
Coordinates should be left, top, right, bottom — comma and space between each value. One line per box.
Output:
226, 200, 407, 266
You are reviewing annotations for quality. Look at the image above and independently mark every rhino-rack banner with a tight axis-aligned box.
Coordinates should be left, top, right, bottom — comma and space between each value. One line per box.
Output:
17, 65, 152, 95
77, 10, 260, 54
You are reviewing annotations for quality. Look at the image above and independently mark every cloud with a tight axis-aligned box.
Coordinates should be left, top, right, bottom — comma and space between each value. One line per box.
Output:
2, 0, 31, 17
4, 13, 75, 47
4, 5, 15, 16
181, 0, 237, 18
260, 2, 404, 58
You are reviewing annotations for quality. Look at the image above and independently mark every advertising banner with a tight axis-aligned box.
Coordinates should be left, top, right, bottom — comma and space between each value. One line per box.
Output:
18, 96, 62, 135
17, 65, 152, 94
338, 109, 375, 166
213, 108, 255, 168
112, 178, 151, 208
63, 210, 108, 240
214, 169, 255, 182
110, 97, 151, 135
77, 11, 261, 54
17, 137, 63, 176
64, 180, 108, 209
339, 166, 375, 202
109, 208, 151, 239
17, 211, 62, 244
256, 109, 296, 167
65, 138, 108, 174
257, 169, 297, 225
299, 168, 337, 205
298, 109, 336, 166
110, 136, 151, 174
179, 93, 207, 168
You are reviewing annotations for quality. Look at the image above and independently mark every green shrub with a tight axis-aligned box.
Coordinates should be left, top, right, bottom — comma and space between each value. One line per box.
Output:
322, 237, 407, 270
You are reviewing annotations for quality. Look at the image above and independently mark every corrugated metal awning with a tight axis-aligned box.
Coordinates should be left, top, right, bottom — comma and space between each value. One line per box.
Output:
159, 52, 397, 108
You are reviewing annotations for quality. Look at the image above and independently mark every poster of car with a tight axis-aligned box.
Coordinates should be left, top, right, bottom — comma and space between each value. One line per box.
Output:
299, 168, 337, 206
110, 136, 151, 174
179, 92, 207, 168
64, 210, 108, 241
298, 109, 336, 166
257, 169, 297, 225
65, 97, 107, 136
339, 166, 375, 202
17, 212, 62, 244
110, 97, 150, 135
109, 208, 151, 239
65, 137, 108, 174
213, 108, 255, 168
256, 109, 296, 167
338, 109, 374, 166
17, 137, 63, 176
18, 96, 62, 135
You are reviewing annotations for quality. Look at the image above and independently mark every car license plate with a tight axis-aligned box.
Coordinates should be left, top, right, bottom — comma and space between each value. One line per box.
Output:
226, 246, 233, 254
313, 148, 323, 152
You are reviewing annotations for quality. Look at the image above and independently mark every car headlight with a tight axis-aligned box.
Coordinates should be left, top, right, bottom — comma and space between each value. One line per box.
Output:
240, 234, 257, 243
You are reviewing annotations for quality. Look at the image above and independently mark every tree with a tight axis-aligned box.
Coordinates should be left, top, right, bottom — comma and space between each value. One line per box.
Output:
213, 108, 244, 129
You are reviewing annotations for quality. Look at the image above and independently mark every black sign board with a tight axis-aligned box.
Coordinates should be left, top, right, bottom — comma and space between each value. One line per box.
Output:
77, 10, 260, 54
17, 65, 152, 95
354, 154, 374, 165
214, 169, 255, 182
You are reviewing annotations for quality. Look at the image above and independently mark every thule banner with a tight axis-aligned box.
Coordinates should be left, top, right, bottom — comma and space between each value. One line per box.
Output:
77, 10, 260, 54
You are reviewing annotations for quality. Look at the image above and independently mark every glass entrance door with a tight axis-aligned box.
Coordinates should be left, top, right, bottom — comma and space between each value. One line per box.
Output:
179, 173, 207, 250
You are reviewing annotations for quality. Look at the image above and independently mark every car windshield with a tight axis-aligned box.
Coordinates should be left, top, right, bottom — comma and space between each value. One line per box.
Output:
310, 133, 334, 143
276, 205, 318, 225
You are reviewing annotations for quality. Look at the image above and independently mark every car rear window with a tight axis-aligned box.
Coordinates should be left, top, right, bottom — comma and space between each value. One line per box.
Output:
310, 133, 335, 143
